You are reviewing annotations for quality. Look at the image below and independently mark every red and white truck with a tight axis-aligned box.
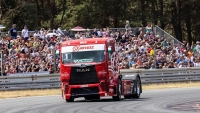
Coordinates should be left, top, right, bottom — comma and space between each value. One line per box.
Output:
60, 37, 142, 102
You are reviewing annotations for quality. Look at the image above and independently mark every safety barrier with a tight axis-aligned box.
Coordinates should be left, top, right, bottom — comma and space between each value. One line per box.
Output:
0, 73, 60, 91
121, 68, 200, 83
0, 68, 200, 91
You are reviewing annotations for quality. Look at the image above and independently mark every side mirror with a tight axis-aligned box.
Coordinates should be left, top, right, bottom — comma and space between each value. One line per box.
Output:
56, 50, 59, 55
108, 46, 112, 53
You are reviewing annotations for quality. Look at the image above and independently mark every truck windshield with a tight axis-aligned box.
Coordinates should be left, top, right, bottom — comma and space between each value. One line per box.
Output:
62, 50, 105, 63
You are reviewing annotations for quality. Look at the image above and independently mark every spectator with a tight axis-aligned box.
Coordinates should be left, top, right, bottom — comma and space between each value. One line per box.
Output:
8, 24, 17, 40
1, 24, 200, 76
84, 29, 90, 38
120, 36, 127, 44
163, 63, 168, 68
57, 25, 65, 36
92, 28, 98, 37
125, 20, 131, 29
135, 28, 143, 37
168, 62, 175, 68
97, 29, 103, 37
146, 23, 152, 34
21, 25, 29, 42
33, 30, 40, 37
75, 32, 80, 39
115, 32, 121, 42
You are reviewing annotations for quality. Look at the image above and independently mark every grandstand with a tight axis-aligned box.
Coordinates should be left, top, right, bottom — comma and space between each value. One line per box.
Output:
0, 25, 199, 75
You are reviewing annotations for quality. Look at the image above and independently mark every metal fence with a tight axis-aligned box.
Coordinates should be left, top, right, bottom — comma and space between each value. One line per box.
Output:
154, 25, 183, 46
1, 68, 200, 91
121, 67, 200, 83
0, 26, 183, 46
0, 71, 59, 90
0, 27, 147, 37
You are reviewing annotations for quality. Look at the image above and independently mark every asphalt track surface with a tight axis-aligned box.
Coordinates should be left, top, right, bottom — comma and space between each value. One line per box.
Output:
0, 87, 200, 113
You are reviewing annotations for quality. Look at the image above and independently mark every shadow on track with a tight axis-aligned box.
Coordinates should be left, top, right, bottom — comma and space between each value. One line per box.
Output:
66, 97, 150, 103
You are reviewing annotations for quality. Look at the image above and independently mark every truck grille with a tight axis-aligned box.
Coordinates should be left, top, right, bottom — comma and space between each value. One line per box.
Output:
71, 87, 99, 95
69, 65, 99, 85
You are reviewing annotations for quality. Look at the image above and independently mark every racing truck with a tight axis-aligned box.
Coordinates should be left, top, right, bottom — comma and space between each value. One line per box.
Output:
60, 37, 142, 102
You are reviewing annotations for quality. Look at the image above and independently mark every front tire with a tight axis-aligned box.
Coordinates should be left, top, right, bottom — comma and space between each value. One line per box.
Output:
66, 96, 74, 102
132, 77, 141, 98
84, 97, 92, 100
93, 96, 100, 100
124, 95, 132, 99
112, 79, 122, 101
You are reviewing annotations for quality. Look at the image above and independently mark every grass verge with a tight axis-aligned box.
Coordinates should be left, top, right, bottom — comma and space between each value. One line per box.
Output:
0, 89, 61, 99
142, 82, 200, 90
0, 82, 200, 99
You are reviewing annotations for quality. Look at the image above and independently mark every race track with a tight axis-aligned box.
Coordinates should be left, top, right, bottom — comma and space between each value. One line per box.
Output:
0, 87, 200, 113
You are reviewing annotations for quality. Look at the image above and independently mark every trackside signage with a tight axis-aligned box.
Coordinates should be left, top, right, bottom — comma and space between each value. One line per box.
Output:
61, 44, 105, 53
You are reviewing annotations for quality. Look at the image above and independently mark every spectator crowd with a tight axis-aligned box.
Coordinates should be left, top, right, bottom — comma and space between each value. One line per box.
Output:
0, 21, 200, 76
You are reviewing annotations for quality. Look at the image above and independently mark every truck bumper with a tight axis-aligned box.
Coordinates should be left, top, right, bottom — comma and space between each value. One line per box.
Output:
63, 83, 115, 99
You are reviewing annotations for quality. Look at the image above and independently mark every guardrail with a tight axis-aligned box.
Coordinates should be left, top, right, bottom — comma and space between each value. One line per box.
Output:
0, 68, 200, 91
0, 73, 60, 91
121, 68, 200, 83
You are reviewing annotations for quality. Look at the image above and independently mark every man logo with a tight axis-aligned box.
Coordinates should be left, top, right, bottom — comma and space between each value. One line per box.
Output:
77, 68, 90, 72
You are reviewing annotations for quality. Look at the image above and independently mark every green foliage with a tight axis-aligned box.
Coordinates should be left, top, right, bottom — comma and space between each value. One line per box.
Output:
0, 0, 200, 42
1, 3, 38, 31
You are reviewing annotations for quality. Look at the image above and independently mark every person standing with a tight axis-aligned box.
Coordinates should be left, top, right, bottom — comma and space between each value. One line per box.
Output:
8, 24, 17, 40
146, 23, 152, 35
196, 41, 200, 57
125, 20, 131, 29
57, 25, 65, 36
21, 25, 29, 42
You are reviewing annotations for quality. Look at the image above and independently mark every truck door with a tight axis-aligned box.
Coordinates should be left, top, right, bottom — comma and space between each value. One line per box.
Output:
108, 42, 120, 73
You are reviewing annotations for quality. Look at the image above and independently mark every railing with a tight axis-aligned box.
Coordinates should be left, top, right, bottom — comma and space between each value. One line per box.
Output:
0, 27, 147, 37
121, 67, 200, 83
154, 25, 183, 46
1, 26, 183, 47
0, 71, 59, 90
1, 68, 200, 91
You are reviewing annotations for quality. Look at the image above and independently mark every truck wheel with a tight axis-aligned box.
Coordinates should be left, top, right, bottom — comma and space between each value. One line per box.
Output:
124, 95, 132, 99
84, 97, 92, 100
132, 77, 141, 98
112, 79, 122, 101
93, 96, 100, 100
66, 96, 74, 102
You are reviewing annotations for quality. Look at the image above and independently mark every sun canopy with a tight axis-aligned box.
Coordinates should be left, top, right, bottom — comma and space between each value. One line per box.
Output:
71, 26, 86, 31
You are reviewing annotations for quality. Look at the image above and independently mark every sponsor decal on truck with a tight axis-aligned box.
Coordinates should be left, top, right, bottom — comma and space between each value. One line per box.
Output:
61, 44, 105, 53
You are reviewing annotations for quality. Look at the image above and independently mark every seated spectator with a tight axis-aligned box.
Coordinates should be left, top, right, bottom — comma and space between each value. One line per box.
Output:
1, 25, 199, 75
120, 36, 127, 44
168, 62, 175, 68
163, 63, 168, 68
18, 63, 25, 73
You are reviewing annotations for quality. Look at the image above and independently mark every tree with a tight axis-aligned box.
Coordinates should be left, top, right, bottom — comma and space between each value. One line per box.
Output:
1, 1, 38, 30
0, 0, 200, 44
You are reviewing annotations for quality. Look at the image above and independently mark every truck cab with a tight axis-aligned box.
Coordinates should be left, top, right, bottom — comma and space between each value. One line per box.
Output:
60, 38, 142, 102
